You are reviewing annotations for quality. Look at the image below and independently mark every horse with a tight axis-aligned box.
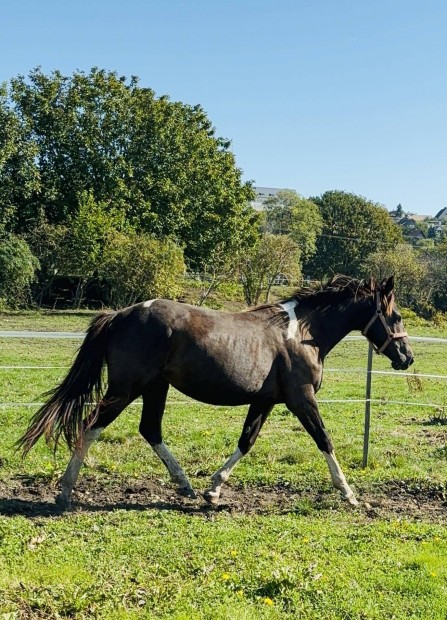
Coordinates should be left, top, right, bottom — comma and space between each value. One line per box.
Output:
18, 275, 413, 510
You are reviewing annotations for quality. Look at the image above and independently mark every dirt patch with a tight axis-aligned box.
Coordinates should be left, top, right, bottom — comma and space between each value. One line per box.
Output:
0, 475, 445, 522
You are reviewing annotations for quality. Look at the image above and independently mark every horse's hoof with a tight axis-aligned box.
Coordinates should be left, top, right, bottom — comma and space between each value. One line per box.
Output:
203, 490, 220, 505
55, 493, 71, 511
177, 486, 197, 499
346, 495, 359, 507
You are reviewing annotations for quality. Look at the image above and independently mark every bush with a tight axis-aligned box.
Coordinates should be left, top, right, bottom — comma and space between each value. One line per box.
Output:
101, 231, 185, 308
0, 232, 39, 307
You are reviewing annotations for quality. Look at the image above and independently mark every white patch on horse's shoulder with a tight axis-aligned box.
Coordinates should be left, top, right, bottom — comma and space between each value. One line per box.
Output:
142, 299, 155, 308
279, 300, 298, 339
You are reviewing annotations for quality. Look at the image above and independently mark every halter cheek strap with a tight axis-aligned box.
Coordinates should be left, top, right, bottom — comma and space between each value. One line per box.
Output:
362, 291, 408, 354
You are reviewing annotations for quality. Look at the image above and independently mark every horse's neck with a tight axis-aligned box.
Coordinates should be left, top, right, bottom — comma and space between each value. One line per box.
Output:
308, 299, 367, 358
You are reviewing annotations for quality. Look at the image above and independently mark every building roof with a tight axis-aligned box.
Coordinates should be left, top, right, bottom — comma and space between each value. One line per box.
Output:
435, 207, 447, 219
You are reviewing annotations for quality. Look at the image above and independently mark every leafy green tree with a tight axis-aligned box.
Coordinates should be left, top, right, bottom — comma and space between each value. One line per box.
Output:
9, 68, 138, 228
239, 234, 301, 306
59, 192, 125, 308
420, 240, 447, 313
306, 190, 403, 278
125, 89, 257, 267
0, 230, 39, 307
7, 67, 256, 268
0, 84, 39, 230
362, 243, 431, 312
195, 243, 241, 307
101, 231, 185, 308
263, 189, 323, 263
25, 214, 68, 305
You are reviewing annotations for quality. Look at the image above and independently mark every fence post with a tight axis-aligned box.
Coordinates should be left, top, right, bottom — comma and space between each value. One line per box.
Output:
362, 341, 374, 468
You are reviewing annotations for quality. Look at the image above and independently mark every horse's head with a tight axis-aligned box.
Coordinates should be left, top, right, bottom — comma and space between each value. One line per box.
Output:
362, 276, 414, 370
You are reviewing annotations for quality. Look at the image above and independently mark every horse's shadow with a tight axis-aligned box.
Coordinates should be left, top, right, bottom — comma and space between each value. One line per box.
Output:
0, 496, 237, 518
0, 482, 256, 519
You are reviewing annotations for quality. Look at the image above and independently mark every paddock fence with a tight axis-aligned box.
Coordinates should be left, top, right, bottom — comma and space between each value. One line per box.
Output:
1, 331, 446, 468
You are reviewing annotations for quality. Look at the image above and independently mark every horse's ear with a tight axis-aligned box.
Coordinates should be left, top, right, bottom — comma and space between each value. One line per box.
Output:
381, 276, 395, 297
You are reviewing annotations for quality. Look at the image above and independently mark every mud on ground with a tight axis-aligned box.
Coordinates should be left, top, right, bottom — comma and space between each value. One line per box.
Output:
0, 475, 445, 522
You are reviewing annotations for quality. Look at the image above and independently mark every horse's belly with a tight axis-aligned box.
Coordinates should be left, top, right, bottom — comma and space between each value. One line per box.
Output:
164, 359, 274, 406
162, 330, 278, 405
168, 379, 254, 406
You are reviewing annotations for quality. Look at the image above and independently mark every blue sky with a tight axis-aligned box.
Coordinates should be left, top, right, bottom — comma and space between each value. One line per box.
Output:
1, 0, 446, 214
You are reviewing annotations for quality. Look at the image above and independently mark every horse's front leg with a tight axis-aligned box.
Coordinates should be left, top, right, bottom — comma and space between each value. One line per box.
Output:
204, 401, 274, 504
287, 386, 358, 506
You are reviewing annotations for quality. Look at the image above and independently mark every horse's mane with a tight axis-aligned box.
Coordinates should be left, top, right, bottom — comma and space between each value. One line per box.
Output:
248, 275, 394, 328
288, 274, 372, 305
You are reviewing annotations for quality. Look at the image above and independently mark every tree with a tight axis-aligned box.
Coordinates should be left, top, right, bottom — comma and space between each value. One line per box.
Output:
100, 231, 185, 308
9, 68, 140, 229
362, 244, 431, 312
421, 240, 447, 313
239, 234, 301, 306
7, 67, 256, 268
263, 189, 323, 263
0, 84, 39, 230
25, 214, 68, 305
395, 203, 404, 218
59, 192, 125, 308
0, 230, 39, 307
195, 243, 241, 306
306, 190, 403, 278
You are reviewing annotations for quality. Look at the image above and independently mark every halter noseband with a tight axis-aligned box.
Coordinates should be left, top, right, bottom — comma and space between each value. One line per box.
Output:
362, 291, 408, 354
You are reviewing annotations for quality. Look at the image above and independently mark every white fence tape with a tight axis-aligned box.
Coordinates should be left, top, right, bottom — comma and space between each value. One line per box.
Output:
1, 332, 446, 414
2, 330, 447, 343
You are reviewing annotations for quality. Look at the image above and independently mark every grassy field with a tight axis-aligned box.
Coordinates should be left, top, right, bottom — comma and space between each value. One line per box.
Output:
0, 309, 446, 619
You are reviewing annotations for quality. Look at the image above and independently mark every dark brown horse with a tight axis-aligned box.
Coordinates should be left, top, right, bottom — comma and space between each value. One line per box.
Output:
18, 275, 413, 509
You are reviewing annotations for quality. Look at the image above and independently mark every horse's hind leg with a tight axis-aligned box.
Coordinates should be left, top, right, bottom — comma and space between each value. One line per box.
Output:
56, 391, 131, 509
204, 401, 274, 504
139, 378, 196, 499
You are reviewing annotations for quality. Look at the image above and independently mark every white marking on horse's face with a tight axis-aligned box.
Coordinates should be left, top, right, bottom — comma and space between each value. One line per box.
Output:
142, 300, 155, 308
279, 300, 298, 339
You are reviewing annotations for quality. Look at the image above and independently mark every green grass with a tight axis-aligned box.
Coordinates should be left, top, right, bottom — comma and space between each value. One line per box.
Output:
0, 310, 95, 332
0, 310, 447, 619
1, 512, 446, 619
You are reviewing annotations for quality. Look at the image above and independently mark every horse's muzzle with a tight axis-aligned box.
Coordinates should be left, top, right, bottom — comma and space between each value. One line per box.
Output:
392, 356, 414, 371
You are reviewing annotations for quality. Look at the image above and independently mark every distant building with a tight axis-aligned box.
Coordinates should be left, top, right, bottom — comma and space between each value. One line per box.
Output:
435, 207, 447, 220
251, 187, 283, 211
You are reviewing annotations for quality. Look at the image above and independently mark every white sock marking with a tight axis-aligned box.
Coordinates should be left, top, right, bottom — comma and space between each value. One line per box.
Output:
216, 448, 244, 482
279, 300, 298, 339
59, 427, 103, 499
324, 451, 357, 504
152, 442, 192, 489
207, 448, 244, 499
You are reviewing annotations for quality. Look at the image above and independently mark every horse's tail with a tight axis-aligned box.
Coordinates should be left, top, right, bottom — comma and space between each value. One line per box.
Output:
17, 311, 116, 456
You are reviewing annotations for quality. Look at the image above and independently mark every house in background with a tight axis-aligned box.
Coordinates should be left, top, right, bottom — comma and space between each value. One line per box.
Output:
251, 187, 283, 211
435, 207, 447, 221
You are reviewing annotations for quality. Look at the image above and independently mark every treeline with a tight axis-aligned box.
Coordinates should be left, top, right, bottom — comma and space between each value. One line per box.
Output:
0, 68, 446, 315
